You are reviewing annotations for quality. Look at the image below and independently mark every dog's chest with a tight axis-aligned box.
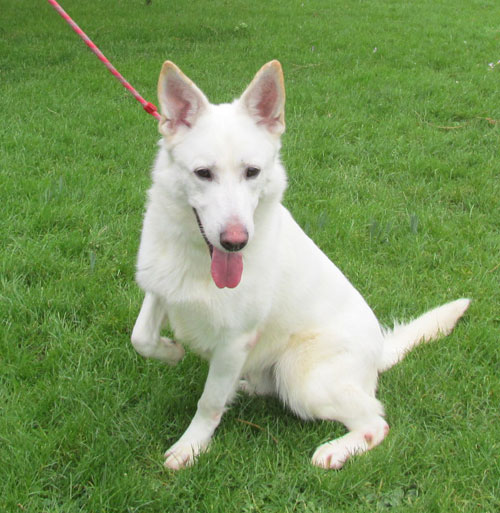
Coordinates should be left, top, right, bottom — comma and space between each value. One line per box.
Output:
166, 290, 268, 355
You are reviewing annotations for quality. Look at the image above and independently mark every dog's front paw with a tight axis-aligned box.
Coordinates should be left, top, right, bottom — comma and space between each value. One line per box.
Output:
159, 337, 185, 365
163, 439, 209, 470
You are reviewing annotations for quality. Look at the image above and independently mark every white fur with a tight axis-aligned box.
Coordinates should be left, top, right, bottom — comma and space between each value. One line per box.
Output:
131, 61, 470, 470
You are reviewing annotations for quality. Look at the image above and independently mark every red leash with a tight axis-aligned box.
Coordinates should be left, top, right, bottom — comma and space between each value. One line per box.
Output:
47, 0, 161, 120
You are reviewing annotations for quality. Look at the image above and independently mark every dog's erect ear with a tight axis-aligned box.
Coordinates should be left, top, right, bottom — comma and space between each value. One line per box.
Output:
240, 60, 285, 135
157, 61, 209, 137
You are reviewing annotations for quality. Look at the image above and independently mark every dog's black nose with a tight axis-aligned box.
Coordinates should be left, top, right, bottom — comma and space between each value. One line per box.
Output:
220, 224, 248, 252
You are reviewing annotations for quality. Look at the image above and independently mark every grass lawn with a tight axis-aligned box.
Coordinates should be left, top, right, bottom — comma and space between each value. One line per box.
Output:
1, 0, 499, 511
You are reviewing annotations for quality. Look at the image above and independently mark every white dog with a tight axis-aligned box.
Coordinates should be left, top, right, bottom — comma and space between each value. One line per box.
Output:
131, 60, 470, 470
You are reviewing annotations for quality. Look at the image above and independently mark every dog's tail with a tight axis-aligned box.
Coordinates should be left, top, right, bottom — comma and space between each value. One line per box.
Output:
378, 298, 471, 372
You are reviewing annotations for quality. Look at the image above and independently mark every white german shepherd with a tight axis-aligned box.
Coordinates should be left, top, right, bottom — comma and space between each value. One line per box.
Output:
131, 60, 470, 470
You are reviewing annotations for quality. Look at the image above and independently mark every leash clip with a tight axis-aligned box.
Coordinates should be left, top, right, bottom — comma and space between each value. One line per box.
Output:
143, 102, 159, 117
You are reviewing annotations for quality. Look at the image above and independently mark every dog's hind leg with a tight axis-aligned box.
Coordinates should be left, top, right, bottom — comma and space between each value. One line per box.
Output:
131, 292, 185, 365
239, 366, 277, 397
309, 391, 389, 469
275, 331, 389, 469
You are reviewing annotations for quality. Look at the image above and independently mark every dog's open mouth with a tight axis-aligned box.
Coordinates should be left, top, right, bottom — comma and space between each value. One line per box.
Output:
193, 209, 243, 289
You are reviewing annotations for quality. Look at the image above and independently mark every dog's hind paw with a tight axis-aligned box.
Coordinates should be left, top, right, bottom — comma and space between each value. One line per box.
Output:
238, 371, 276, 397
311, 420, 389, 470
238, 379, 256, 395
312, 438, 357, 469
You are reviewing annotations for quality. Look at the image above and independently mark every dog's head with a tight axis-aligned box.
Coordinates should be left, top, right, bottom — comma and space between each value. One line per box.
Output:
157, 61, 287, 289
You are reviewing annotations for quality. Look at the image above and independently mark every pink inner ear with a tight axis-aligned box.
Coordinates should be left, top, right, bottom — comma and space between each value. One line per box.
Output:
256, 80, 278, 120
174, 99, 193, 128
166, 79, 195, 128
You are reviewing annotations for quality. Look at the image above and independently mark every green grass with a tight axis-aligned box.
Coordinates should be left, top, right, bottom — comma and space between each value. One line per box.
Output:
1, 0, 499, 511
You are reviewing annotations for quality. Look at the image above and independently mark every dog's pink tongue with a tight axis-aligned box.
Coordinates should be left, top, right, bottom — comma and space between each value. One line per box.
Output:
210, 247, 243, 289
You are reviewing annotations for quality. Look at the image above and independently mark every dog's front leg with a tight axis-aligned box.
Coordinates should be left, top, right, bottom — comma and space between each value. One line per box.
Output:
164, 332, 254, 470
131, 292, 184, 365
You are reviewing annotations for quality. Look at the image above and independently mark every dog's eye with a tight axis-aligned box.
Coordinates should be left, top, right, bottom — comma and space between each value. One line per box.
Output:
245, 166, 261, 179
194, 168, 213, 180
